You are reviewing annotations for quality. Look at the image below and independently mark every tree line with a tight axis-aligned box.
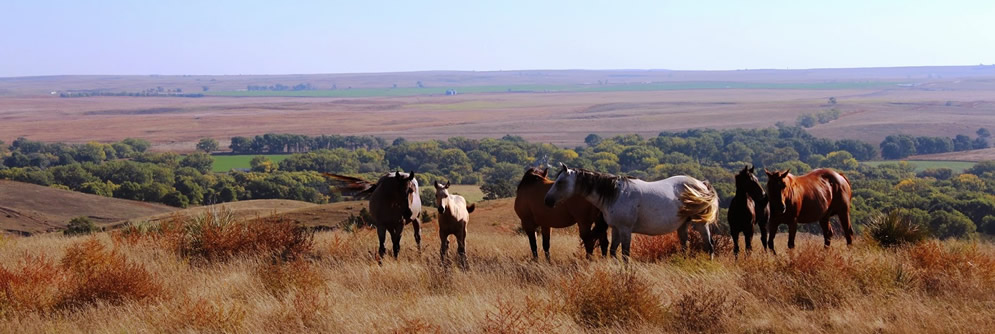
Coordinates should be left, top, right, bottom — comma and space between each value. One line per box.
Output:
1, 125, 993, 239
880, 128, 990, 159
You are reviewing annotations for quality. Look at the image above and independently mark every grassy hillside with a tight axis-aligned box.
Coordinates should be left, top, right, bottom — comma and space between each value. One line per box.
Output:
0, 212, 992, 333
0, 180, 176, 235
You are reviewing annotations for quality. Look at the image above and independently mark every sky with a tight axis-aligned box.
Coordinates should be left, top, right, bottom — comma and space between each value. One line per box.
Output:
1, 0, 994, 77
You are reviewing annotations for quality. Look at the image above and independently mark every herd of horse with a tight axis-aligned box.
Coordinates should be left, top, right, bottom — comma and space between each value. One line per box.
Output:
333, 163, 853, 265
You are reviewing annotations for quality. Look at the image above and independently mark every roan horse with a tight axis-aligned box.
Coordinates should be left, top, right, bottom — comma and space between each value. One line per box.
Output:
764, 168, 853, 253
544, 163, 720, 259
327, 171, 422, 260
514, 167, 608, 261
728, 165, 770, 257
434, 181, 475, 268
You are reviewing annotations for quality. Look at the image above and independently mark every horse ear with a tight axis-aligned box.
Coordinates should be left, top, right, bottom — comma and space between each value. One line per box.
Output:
749, 165, 755, 173
781, 170, 790, 177
433, 180, 439, 188
764, 168, 774, 176
541, 167, 549, 177
445, 181, 450, 189
560, 162, 568, 171
407, 171, 415, 181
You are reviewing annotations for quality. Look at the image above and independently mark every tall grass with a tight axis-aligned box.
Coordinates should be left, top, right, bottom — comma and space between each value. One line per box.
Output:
1, 214, 994, 333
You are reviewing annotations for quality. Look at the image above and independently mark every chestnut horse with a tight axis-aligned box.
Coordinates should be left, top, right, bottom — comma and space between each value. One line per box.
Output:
764, 168, 853, 253
515, 167, 608, 260
434, 180, 475, 268
728, 165, 769, 257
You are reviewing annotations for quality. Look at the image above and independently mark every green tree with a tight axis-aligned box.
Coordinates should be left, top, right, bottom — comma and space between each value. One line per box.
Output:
180, 152, 214, 174
250, 155, 275, 172
196, 138, 219, 153
64, 216, 98, 236
928, 210, 976, 239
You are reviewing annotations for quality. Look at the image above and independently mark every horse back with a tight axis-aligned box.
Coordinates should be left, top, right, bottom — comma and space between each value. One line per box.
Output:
515, 181, 591, 228
790, 169, 851, 222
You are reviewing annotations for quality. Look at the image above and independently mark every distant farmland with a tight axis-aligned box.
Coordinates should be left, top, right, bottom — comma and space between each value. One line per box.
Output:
212, 154, 291, 172
205, 81, 900, 98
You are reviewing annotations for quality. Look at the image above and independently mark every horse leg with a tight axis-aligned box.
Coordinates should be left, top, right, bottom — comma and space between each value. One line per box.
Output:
376, 225, 388, 261
592, 217, 609, 257
457, 230, 468, 270
677, 221, 690, 252
525, 223, 539, 260
541, 226, 552, 262
840, 211, 854, 246
618, 227, 633, 262
758, 217, 769, 252
390, 225, 403, 258
744, 220, 754, 254
609, 227, 621, 258
579, 223, 595, 259
787, 221, 797, 250
692, 223, 715, 260
819, 216, 833, 248
439, 233, 449, 266
411, 218, 422, 252
767, 221, 779, 255
731, 226, 741, 259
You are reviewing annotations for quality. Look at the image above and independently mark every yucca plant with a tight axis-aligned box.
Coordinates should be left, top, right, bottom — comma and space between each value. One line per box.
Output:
865, 210, 929, 247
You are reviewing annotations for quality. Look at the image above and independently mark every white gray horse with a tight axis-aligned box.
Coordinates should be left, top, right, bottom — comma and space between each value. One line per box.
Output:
544, 163, 719, 259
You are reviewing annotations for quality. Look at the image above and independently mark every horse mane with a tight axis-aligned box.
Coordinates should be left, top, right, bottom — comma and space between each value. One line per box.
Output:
569, 168, 627, 206
517, 167, 550, 191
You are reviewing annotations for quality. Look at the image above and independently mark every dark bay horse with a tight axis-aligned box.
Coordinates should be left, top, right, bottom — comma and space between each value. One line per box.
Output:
327, 171, 422, 260
514, 167, 608, 260
765, 168, 853, 253
728, 166, 769, 257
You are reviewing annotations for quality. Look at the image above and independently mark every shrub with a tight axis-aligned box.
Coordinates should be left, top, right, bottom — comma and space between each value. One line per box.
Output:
864, 210, 928, 247
558, 268, 662, 328
64, 216, 98, 236
668, 289, 736, 333
481, 296, 564, 334
257, 259, 324, 297
0, 255, 64, 315
58, 239, 164, 308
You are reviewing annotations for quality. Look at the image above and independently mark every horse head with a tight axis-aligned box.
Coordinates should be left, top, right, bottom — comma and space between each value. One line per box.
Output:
736, 165, 765, 201
433, 180, 451, 213
544, 163, 577, 207
764, 169, 791, 215
392, 171, 418, 218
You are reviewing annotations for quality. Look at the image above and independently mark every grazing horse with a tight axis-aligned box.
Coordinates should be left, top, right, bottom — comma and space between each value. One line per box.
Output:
544, 163, 720, 259
434, 180, 475, 268
328, 171, 422, 260
764, 168, 853, 253
728, 165, 770, 257
514, 167, 609, 261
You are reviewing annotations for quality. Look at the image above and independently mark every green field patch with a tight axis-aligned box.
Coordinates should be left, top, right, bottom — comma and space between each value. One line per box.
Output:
446, 185, 485, 204
862, 160, 977, 173
212, 154, 291, 172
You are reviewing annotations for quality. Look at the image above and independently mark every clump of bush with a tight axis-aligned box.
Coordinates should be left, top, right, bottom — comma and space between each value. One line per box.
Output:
64, 216, 98, 236
0, 239, 163, 315
668, 288, 738, 333
864, 210, 929, 247
558, 267, 662, 329
114, 209, 313, 262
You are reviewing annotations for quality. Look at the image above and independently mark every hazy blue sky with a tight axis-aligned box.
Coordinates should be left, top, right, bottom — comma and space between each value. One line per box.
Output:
2, 0, 993, 77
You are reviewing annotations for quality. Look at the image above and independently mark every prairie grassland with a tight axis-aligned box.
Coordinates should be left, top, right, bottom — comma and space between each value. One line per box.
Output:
1, 213, 994, 333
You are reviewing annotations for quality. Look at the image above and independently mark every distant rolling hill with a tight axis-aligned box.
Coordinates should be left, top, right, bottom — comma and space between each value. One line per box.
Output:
0, 180, 177, 235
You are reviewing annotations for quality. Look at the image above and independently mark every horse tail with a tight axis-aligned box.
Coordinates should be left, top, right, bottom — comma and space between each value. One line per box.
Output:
679, 179, 720, 226
323, 172, 377, 198
837, 171, 853, 200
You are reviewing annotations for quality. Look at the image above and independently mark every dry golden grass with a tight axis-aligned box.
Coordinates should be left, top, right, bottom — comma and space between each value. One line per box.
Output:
2, 213, 995, 333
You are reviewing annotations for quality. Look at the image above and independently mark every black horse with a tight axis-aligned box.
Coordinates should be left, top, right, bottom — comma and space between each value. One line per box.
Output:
728, 166, 769, 257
